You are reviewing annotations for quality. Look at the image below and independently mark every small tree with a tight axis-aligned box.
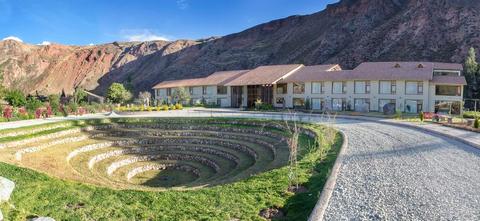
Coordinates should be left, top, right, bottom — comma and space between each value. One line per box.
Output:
106, 83, 132, 104
48, 94, 61, 114
465, 47, 479, 98
474, 118, 479, 129
5, 89, 26, 107
419, 111, 424, 122
74, 88, 88, 104
171, 87, 190, 104
138, 91, 152, 107
465, 47, 478, 77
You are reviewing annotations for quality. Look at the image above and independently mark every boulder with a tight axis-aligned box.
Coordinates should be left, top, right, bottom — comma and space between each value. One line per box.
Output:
0, 177, 15, 202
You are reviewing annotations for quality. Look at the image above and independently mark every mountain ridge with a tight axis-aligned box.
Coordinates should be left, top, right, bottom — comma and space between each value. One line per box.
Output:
0, 0, 479, 95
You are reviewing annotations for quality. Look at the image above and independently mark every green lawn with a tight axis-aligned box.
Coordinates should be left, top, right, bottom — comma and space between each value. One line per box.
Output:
0, 118, 342, 221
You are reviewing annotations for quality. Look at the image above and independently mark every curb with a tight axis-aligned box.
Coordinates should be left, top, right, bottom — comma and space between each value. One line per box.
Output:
308, 131, 348, 221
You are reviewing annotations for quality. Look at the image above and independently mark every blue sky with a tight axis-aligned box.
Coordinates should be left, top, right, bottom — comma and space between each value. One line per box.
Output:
0, 0, 338, 45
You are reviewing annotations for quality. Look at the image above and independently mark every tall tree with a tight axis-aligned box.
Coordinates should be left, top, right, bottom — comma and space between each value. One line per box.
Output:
465, 47, 479, 99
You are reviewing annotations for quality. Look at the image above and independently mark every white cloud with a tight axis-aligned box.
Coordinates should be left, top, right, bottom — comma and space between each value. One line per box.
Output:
121, 29, 170, 42
38, 41, 51, 46
176, 0, 188, 10
88, 43, 94, 46
2, 36, 23, 42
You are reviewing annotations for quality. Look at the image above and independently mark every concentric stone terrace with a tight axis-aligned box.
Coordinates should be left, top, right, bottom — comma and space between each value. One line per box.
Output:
0, 118, 299, 190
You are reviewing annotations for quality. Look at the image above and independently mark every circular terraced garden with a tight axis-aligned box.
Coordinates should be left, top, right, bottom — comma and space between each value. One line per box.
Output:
0, 117, 342, 220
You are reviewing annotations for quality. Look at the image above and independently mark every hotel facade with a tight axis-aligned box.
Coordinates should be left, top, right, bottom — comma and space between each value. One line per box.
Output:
153, 62, 466, 115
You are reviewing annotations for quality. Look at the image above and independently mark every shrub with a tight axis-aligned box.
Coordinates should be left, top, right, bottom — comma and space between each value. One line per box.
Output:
419, 112, 424, 122
169, 104, 176, 110
463, 111, 480, 119
162, 105, 169, 111
68, 101, 78, 114
35, 108, 43, 119
26, 96, 43, 113
74, 88, 88, 104
175, 103, 183, 110
474, 118, 479, 129
3, 106, 13, 119
5, 89, 26, 107
60, 105, 68, 117
394, 110, 402, 119
48, 94, 61, 114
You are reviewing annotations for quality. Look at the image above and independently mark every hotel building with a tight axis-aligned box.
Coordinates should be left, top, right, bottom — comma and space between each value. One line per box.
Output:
153, 62, 466, 114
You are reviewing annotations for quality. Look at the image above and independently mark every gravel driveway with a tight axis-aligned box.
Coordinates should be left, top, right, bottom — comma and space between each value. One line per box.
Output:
324, 119, 480, 220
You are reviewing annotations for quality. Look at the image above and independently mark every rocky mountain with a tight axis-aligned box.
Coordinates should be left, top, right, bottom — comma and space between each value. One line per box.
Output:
0, 0, 479, 96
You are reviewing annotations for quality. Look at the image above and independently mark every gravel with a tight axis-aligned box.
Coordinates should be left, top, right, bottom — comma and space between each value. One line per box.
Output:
323, 119, 480, 221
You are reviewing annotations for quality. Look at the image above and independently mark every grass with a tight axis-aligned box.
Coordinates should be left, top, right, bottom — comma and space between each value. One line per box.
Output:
0, 118, 342, 221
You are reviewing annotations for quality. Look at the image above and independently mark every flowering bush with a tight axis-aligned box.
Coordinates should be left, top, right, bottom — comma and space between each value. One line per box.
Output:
3, 106, 13, 119
46, 105, 53, 117
35, 108, 43, 119
175, 103, 183, 110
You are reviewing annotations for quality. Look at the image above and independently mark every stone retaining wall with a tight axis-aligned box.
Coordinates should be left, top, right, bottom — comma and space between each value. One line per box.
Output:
126, 164, 200, 181
107, 154, 220, 175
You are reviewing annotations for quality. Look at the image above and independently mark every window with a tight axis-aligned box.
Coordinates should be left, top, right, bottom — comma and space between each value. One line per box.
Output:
379, 81, 396, 94
434, 71, 461, 77
378, 99, 395, 112
276, 84, 287, 94
405, 81, 423, 95
405, 100, 423, 113
217, 86, 228, 95
312, 82, 325, 94
435, 101, 461, 115
293, 83, 305, 94
332, 81, 346, 94
435, 85, 461, 96
204, 86, 215, 95
293, 98, 305, 108
354, 99, 370, 112
202, 86, 207, 95
354, 81, 370, 94
332, 98, 346, 111
166, 88, 172, 96
311, 98, 324, 110
189, 87, 193, 95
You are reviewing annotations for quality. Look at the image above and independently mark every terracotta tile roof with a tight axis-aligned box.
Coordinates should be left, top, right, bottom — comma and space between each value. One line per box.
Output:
352, 62, 434, 81
152, 78, 203, 89
203, 70, 250, 85
280, 65, 344, 83
152, 70, 249, 89
431, 76, 467, 85
281, 62, 464, 83
433, 62, 463, 70
225, 64, 303, 86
